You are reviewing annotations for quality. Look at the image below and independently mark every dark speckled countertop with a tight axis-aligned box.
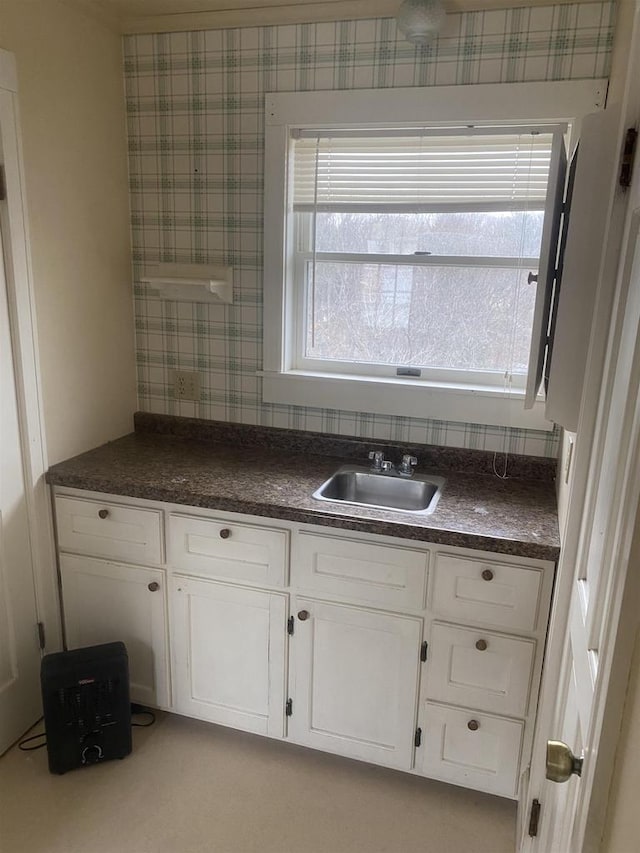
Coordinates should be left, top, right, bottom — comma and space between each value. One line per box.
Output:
46, 413, 560, 561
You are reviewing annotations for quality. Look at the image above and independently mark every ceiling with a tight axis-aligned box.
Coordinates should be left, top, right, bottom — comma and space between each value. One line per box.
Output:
74, 0, 601, 34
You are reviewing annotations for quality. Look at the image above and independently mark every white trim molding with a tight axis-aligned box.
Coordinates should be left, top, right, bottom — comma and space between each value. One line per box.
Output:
0, 49, 61, 652
261, 370, 551, 430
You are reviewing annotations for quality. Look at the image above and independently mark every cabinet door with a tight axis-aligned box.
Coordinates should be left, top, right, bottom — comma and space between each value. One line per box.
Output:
289, 598, 422, 770
171, 577, 288, 737
60, 554, 170, 708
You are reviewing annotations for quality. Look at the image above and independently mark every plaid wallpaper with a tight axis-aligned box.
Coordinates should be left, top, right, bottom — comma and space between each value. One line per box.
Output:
123, 1, 615, 458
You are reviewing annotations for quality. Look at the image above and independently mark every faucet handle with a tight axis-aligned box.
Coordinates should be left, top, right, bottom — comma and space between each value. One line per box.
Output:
399, 455, 418, 475
368, 450, 385, 470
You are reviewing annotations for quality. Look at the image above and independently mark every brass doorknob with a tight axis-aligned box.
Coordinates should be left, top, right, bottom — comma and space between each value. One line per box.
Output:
546, 740, 583, 783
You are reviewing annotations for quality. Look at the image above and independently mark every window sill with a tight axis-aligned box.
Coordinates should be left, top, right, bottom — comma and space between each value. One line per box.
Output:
260, 370, 552, 430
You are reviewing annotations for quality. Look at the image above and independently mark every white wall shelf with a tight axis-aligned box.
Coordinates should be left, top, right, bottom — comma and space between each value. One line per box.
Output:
141, 263, 233, 304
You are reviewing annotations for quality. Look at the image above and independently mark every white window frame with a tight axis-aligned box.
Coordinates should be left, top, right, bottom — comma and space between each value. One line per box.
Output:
262, 81, 606, 429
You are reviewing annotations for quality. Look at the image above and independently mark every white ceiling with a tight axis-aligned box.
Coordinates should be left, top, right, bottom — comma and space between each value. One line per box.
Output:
75, 0, 601, 34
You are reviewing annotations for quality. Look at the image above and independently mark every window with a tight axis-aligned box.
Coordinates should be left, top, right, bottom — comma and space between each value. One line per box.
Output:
263, 84, 603, 429
291, 129, 559, 389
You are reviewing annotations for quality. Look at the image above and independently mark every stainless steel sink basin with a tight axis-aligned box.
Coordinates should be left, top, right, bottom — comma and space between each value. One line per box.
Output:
312, 465, 445, 515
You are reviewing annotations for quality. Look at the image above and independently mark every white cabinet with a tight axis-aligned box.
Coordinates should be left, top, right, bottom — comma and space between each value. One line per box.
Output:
168, 513, 289, 587
425, 622, 535, 718
60, 553, 169, 708
294, 531, 428, 609
171, 576, 287, 737
416, 548, 551, 797
288, 597, 422, 770
56, 495, 162, 565
430, 552, 544, 632
418, 703, 524, 797
53, 488, 554, 800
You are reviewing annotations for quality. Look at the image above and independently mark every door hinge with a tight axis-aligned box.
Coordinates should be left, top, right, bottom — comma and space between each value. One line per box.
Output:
620, 127, 638, 188
0, 165, 5, 201
420, 641, 428, 662
414, 727, 422, 747
528, 799, 541, 838
285, 698, 293, 717
287, 615, 294, 635
37, 621, 46, 650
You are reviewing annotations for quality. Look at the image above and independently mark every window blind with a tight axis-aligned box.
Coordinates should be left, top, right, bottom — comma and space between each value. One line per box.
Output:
291, 128, 562, 211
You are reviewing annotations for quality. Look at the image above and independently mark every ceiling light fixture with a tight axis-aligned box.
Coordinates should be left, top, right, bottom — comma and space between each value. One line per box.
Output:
396, 0, 446, 45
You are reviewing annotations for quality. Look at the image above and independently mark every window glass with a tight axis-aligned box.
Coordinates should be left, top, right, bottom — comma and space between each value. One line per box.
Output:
313, 211, 544, 258
304, 263, 535, 374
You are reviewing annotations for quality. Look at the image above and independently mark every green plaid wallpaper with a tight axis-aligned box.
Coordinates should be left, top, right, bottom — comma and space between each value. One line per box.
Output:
124, 2, 614, 458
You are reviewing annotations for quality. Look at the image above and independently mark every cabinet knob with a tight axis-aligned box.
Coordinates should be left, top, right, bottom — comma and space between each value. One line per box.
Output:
481, 569, 494, 581
98, 509, 109, 519
475, 639, 488, 651
148, 581, 160, 592
467, 719, 480, 732
219, 528, 231, 539
297, 610, 310, 621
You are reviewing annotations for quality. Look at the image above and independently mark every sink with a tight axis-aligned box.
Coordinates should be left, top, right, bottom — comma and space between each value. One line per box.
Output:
312, 465, 445, 515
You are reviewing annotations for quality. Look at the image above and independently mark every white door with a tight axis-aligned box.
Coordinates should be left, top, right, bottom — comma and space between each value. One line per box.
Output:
521, 54, 640, 852
289, 597, 422, 770
171, 576, 288, 736
60, 554, 170, 708
0, 220, 41, 753
524, 211, 640, 853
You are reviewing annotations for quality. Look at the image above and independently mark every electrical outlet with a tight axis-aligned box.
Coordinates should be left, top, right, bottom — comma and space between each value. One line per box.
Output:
171, 369, 201, 401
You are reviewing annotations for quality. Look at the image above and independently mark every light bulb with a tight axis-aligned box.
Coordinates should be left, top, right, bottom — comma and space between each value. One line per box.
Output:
396, 0, 446, 45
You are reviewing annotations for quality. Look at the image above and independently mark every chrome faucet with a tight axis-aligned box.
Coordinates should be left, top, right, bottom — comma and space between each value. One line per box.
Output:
368, 451, 393, 472
398, 455, 418, 477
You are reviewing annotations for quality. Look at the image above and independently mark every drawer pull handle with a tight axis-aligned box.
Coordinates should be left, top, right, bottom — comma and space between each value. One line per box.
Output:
98, 509, 109, 519
467, 719, 480, 732
475, 639, 488, 651
297, 610, 310, 621
481, 569, 494, 581
148, 582, 160, 592
219, 528, 231, 539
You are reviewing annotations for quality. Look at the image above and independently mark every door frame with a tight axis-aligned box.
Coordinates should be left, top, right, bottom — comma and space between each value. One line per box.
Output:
521, 5, 640, 849
0, 48, 60, 653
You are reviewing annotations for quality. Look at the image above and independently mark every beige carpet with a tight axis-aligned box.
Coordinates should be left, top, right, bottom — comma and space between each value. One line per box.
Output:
0, 713, 516, 853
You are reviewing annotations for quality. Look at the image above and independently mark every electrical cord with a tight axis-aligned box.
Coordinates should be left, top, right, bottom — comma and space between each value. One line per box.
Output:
130, 703, 156, 727
18, 728, 47, 751
17, 704, 156, 750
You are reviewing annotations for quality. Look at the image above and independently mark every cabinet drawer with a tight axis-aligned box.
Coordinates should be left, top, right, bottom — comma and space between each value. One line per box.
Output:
55, 496, 162, 565
418, 702, 523, 798
293, 532, 428, 609
425, 623, 535, 718
168, 514, 288, 587
431, 552, 544, 632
